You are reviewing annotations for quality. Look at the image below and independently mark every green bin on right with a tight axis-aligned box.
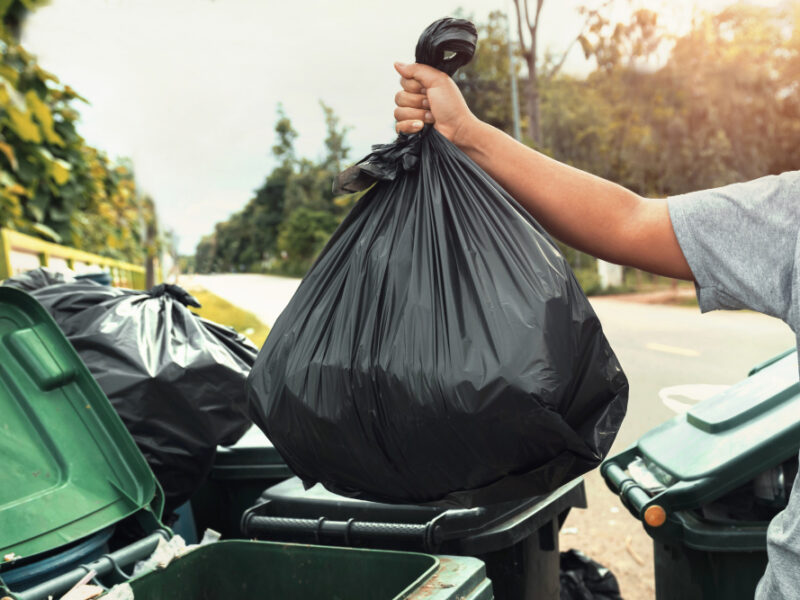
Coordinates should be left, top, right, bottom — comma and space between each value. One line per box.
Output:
601, 348, 800, 600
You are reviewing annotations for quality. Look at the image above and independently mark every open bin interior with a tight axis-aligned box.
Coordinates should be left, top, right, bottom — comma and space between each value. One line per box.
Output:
122, 541, 439, 600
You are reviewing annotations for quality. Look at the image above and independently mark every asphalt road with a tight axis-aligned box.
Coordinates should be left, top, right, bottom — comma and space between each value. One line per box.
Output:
590, 297, 795, 451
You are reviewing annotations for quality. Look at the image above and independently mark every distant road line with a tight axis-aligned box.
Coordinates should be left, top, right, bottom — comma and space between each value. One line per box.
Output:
645, 342, 700, 357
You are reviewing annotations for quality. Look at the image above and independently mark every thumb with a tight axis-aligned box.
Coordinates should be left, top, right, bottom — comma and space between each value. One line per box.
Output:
394, 62, 447, 89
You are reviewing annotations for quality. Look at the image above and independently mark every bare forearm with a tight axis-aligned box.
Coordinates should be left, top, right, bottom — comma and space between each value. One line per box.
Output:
460, 120, 693, 280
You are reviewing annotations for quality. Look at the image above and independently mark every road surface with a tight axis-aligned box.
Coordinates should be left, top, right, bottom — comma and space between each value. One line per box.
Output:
184, 273, 796, 598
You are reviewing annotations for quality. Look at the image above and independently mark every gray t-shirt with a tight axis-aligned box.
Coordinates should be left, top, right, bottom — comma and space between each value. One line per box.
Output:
668, 170, 799, 599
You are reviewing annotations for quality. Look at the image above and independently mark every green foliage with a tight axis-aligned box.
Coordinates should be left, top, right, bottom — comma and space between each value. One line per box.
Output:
1, 0, 50, 42
539, 4, 800, 199
573, 267, 603, 295
454, 10, 519, 134
275, 207, 338, 276
189, 287, 270, 348
195, 104, 352, 275
0, 2, 157, 264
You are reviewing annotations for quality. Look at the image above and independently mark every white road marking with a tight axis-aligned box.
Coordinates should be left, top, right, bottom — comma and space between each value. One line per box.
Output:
645, 342, 700, 357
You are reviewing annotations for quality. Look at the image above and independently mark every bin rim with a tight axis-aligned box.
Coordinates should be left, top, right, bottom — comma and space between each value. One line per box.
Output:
242, 476, 586, 554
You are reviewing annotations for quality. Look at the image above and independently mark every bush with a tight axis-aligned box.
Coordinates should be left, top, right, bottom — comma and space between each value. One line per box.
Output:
574, 268, 603, 296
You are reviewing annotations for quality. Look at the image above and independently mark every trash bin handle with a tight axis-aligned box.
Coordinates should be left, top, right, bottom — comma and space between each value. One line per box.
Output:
601, 461, 651, 515
242, 514, 440, 550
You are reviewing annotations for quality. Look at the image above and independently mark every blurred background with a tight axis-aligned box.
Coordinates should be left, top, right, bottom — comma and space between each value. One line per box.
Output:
2, 2, 799, 597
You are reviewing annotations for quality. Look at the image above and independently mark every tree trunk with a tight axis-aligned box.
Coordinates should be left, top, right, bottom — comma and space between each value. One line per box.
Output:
524, 56, 541, 145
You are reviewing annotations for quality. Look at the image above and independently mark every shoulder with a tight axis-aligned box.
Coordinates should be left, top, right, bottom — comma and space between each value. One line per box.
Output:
668, 171, 799, 217
666, 171, 800, 326
668, 171, 799, 246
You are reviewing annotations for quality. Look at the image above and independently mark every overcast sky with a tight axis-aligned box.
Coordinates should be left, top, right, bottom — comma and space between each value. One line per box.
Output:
21, 0, 785, 253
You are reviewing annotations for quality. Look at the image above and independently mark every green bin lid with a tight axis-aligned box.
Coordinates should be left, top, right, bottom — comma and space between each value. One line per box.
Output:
603, 350, 800, 518
0, 288, 160, 562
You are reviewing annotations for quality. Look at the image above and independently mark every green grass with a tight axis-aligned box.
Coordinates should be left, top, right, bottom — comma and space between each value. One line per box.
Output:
189, 288, 270, 348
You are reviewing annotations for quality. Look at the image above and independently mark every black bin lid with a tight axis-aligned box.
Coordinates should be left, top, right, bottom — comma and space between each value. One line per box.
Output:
213, 425, 294, 481
242, 476, 586, 555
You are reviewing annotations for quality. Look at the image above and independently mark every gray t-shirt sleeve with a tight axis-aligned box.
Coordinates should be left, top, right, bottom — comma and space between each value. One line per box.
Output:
667, 171, 800, 333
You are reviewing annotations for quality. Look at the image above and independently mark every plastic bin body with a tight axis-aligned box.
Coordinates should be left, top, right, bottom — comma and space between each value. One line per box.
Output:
653, 539, 767, 600
601, 349, 800, 600
120, 541, 492, 600
190, 425, 293, 538
242, 476, 586, 600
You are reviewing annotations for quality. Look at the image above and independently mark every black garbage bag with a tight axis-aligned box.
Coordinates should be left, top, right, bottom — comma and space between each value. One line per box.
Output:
2, 267, 75, 291
27, 281, 256, 510
560, 550, 624, 600
247, 17, 628, 506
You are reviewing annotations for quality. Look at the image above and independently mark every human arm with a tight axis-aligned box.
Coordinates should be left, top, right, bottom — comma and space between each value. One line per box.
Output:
393, 62, 693, 280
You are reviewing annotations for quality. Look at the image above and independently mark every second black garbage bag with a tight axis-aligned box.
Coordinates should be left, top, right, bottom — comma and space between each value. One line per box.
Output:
248, 18, 628, 506
14, 279, 257, 511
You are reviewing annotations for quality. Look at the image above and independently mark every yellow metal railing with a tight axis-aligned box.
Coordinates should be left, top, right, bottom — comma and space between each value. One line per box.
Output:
0, 228, 147, 289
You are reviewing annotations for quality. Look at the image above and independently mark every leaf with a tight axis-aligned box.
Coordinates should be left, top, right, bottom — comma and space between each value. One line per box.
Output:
0, 141, 17, 170
62, 85, 89, 104
30, 222, 61, 243
26, 90, 64, 146
578, 35, 594, 59
38, 148, 71, 185
33, 64, 59, 84
50, 158, 71, 185
26, 202, 43, 222
0, 63, 19, 86
7, 107, 42, 143
0, 77, 27, 111
6, 183, 26, 196
0, 0, 13, 22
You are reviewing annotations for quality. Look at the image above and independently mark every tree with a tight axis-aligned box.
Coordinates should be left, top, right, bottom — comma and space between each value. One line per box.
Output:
0, 1, 158, 264
275, 207, 337, 276
194, 234, 217, 273
320, 101, 350, 174
196, 103, 353, 275
246, 106, 299, 266
0, 42, 154, 261
1, 0, 49, 42
272, 104, 297, 163
540, 3, 800, 197
453, 11, 519, 135
511, 0, 612, 144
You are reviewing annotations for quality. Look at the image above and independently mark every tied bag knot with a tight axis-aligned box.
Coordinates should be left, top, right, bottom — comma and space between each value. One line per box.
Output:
333, 18, 477, 195
146, 283, 202, 308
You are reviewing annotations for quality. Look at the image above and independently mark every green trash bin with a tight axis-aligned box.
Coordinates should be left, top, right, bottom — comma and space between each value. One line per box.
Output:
0, 287, 492, 600
601, 349, 800, 600
108, 541, 491, 600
